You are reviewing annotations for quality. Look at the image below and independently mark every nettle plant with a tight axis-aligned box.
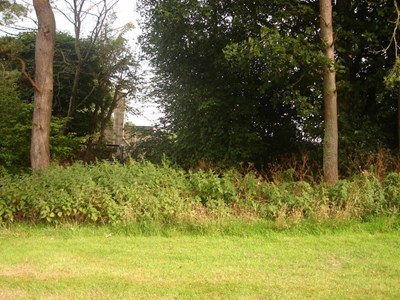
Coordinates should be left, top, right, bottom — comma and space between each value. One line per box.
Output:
1, 160, 400, 225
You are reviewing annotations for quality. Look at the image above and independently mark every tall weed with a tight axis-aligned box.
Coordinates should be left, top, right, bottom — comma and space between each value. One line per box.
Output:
1, 160, 399, 226
383, 172, 400, 214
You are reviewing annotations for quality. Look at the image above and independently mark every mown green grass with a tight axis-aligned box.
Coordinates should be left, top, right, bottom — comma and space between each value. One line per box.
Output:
0, 220, 399, 299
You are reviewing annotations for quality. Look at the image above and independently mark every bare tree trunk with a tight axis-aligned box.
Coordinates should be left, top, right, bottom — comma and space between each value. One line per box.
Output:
31, 0, 56, 172
97, 85, 122, 145
320, 0, 339, 184
67, 63, 81, 118
57, 0, 116, 120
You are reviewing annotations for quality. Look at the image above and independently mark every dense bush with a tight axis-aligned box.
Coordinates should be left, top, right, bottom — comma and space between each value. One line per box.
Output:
0, 160, 399, 225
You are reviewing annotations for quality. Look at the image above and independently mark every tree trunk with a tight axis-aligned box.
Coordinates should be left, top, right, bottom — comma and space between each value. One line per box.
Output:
98, 86, 122, 145
64, 0, 113, 120
31, 0, 56, 172
67, 63, 81, 119
320, 0, 339, 184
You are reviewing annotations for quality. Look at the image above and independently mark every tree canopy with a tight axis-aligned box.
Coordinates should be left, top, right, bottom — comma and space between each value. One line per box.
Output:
138, 0, 399, 173
0, 8, 139, 171
1, 0, 399, 177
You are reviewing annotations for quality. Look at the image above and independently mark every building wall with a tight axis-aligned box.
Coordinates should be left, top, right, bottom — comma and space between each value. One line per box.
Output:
112, 96, 127, 146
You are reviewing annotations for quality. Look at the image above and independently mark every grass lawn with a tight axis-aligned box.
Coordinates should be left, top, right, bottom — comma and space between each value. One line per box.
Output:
0, 222, 399, 299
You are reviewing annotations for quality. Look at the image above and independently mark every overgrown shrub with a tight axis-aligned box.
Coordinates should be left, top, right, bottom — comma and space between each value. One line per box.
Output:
1, 160, 399, 226
383, 172, 400, 214
0, 165, 124, 224
187, 169, 239, 205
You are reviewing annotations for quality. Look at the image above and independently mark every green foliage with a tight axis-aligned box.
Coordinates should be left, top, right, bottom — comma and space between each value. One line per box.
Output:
0, 165, 124, 224
91, 160, 190, 224
0, 28, 140, 169
384, 58, 400, 90
0, 66, 83, 172
383, 172, 400, 213
348, 173, 386, 216
224, 26, 324, 112
327, 172, 389, 218
49, 117, 83, 161
139, 0, 323, 168
0, 161, 191, 225
138, 0, 400, 169
127, 126, 174, 164
1, 162, 399, 226
0, 0, 27, 26
259, 181, 315, 218
0, 69, 31, 172
334, 0, 398, 152
0, 30, 139, 159
188, 169, 239, 205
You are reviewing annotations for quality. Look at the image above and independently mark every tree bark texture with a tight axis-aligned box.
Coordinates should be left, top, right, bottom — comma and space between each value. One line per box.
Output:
31, 0, 56, 172
320, 0, 339, 184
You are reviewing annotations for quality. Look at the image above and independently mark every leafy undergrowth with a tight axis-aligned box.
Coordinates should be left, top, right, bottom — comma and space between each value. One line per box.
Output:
0, 160, 399, 226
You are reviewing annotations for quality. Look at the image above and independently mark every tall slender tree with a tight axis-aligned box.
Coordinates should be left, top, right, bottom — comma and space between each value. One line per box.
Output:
383, 0, 400, 152
55, 0, 118, 120
31, 0, 56, 171
320, 0, 338, 183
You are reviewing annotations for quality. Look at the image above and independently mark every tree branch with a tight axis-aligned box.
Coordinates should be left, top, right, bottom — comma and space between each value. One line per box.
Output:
383, 0, 400, 56
14, 56, 41, 92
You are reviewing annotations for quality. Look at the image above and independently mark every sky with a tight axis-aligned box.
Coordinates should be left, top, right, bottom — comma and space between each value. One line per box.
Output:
56, 0, 161, 126
106, 0, 162, 126
16, 0, 161, 126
